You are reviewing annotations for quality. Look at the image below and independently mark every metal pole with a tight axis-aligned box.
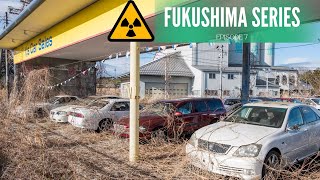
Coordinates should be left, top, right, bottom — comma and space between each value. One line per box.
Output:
219, 46, 223, 99
266, 72, 269, 97
164, 56, 168, 99
5, 49, 8, 98
129, 42, 140, 162
241, 43, 250, 104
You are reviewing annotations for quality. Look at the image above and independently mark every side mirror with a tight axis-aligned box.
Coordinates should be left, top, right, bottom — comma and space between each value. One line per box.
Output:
287, 124, 300, 131
174, 112, 183, 117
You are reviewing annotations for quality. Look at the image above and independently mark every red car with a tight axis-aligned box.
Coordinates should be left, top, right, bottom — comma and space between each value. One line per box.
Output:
114, 98, 226, 139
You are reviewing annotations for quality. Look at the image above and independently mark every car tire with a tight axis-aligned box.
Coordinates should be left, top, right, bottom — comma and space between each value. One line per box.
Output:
262, 150, 282, 179
96, 119, 113, 133
151, 127, 168, 141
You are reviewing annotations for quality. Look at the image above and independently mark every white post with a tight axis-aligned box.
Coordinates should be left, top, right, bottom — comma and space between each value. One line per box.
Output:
266, 72, 269, 97
5, 49, 8, 99
129, 42, 140, 162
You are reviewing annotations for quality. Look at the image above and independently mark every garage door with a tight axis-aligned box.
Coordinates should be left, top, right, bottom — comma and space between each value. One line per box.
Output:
145, 83, 188, 97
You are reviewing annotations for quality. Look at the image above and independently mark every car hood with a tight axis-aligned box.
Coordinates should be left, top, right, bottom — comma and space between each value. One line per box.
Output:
194, 122, 279, 147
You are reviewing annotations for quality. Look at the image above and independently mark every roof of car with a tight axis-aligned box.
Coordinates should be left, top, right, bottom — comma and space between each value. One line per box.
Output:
244, 102, 303, 108
99, 98, 129, 102
160, 97, 221, 103
55, 95, 78, 98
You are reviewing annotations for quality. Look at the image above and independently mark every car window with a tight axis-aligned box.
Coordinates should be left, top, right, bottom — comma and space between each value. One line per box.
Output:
111, 102, 130, 111
57, 98, 66, 103
301, 106, 318, 124
225, 106, 287, 128
207, 100, 224, 111
311, 99, 320, 105
177, 102, 192, 115
70, 97, 77, 101
194, 101, 208, 113
288, 108, 304, 128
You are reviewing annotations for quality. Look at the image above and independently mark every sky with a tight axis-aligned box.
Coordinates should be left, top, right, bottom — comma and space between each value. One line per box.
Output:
275, 43, 320, 67
0, 0, 21, 29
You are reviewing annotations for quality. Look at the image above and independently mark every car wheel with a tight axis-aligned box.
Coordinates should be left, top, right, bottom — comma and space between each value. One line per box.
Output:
96, 119, 113, 133
262, 150, 282, 179
151, 127, 167, 140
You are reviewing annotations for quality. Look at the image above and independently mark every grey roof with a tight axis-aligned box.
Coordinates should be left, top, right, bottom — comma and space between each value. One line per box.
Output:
120, 52, 194, 78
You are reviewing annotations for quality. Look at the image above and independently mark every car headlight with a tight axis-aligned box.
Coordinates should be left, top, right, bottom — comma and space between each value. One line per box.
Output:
189, 133, 198, 147
139, 126, 147, 133
233, 144, 262, 157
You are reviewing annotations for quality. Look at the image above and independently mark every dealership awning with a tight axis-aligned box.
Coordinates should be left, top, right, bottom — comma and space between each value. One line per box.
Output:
0, 0, 99, 49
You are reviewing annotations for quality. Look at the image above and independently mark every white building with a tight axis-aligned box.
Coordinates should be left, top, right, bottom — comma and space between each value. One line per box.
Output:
120, 43, 299, 99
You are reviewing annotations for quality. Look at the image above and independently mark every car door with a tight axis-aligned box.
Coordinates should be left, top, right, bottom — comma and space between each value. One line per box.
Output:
109, 102, 130, 121
192, 101, 211, 130
283, 107, 311, 163
300, 106, 320, 155
175, 101, 197, 133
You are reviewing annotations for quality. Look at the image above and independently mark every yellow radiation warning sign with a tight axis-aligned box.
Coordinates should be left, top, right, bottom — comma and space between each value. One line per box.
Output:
108, 1, 154, 42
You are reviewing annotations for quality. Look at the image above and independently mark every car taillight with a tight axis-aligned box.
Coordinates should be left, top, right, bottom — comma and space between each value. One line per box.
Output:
70, 112, 84, 118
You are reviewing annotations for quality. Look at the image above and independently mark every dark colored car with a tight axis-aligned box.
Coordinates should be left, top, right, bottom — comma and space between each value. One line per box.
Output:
276, 98, 302, 103
114, 98, 226, 139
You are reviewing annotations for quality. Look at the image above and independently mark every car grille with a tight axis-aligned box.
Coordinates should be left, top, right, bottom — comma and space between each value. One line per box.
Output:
198, 139, 231, 154
218, 165, 244, 174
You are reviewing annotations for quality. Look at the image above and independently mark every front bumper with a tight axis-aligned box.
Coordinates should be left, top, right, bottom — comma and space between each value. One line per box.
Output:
186, 144, 262, 180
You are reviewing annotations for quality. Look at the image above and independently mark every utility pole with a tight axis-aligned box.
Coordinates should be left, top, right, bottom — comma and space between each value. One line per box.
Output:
5, 12, 9, 100
164, 56, 169, 99
217, 45, 224, 99
241, 43, 251, 104
129, 42, 140, 162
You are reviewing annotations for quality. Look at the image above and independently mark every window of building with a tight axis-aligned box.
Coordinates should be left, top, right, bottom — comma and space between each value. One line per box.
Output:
208, 73, 216, 79
228, 74, 234, 80
223, 90, 230, 96
282, 75, 288, 85
250, 90, 253, 96
205, 90, 218, 96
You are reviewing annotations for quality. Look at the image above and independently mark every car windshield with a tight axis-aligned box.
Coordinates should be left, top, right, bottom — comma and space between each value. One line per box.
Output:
144, 102, 176, 115
312, 99, 320, 105
48, 97, 60, 103
87, 100, 109, 108
224, 99, 240, 105
225, 106, 287, 128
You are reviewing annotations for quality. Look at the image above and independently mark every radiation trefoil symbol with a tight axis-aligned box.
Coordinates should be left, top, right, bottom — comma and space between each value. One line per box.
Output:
121, 18, 141, 37
108, 1, 154, 42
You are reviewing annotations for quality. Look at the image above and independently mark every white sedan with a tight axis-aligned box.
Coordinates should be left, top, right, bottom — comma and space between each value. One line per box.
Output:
68, 99, 130, 132
49, 95, 123, 123
186, 102, 320, 179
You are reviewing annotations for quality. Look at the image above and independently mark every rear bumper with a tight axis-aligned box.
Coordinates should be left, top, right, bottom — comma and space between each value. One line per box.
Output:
186, 144, 262, 180
68, 117, 97, 130
50, 114, 68, 123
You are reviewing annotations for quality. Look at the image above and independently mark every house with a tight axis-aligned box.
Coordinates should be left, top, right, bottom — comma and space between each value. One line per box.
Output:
119, 52, 194, 99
